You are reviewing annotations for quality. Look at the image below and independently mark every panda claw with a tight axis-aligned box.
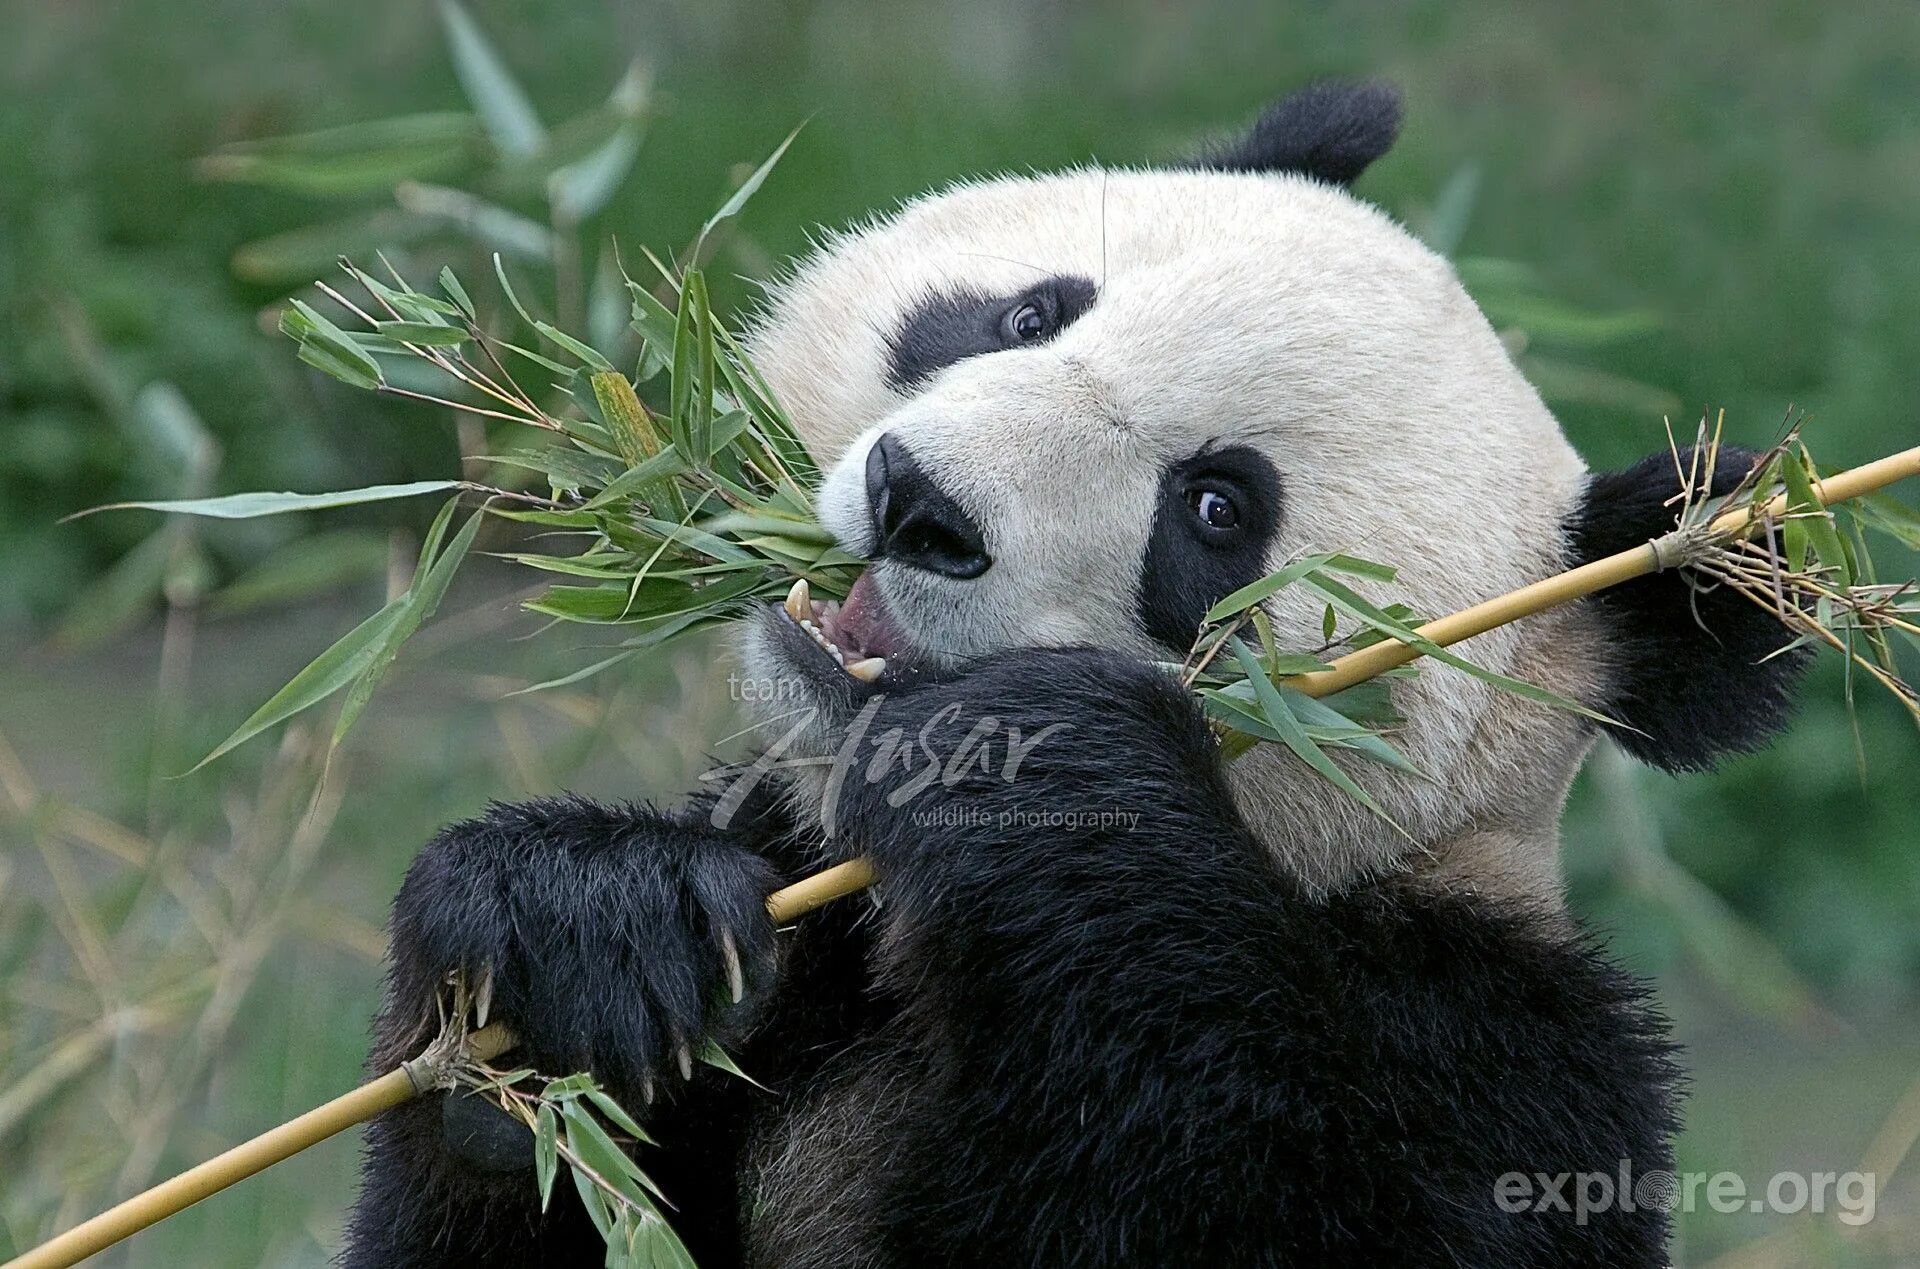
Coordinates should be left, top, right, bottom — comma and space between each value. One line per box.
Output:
676, 1044, 694, 1081
721, 929, 745, 1004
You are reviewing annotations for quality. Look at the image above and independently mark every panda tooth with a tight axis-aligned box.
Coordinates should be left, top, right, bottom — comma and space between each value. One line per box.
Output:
784, 578, 811, 623
845, 656, 886, 683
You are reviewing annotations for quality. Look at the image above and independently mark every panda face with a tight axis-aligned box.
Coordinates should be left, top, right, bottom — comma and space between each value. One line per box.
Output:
737, 97, 1605, 896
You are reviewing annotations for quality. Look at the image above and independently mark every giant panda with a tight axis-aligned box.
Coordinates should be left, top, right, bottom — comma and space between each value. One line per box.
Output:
344, 81, 1805, 1268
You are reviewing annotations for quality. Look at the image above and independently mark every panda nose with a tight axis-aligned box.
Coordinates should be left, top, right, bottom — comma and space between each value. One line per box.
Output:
864, 433, 991, 579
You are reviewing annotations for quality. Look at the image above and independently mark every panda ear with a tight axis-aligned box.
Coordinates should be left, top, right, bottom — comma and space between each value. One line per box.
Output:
1188, 80, 1402, 186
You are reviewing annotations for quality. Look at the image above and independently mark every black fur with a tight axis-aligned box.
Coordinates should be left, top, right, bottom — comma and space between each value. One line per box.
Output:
348, 647, 1681, 1267
1137, 444, 1286, 654
885, 273, 1097, 391
1569, 446, 1810, 771
1189, 80, 1402, 186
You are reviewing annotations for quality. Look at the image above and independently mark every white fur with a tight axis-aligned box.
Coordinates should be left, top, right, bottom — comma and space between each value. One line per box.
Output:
742, 166, 1598, 900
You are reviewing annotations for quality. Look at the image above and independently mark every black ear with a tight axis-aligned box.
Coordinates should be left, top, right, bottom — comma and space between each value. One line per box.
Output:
1567, 446, 1810, 772
1189, 80, 1402, 186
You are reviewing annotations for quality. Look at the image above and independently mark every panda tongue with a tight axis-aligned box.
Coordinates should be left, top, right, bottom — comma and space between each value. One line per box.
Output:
829, 572, 911, 660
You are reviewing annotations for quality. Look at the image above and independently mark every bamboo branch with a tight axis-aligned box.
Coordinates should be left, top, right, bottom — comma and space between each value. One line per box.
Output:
9, 443, 1917, 1269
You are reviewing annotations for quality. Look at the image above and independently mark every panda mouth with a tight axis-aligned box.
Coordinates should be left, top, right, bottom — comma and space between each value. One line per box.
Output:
778, 572, 909, 684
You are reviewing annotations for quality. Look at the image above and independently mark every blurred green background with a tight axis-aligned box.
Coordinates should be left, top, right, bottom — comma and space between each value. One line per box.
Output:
3, 0, 1918, 1264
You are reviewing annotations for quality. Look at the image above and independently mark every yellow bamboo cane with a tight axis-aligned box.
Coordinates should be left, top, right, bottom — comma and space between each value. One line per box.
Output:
10, 443, 1916, 1269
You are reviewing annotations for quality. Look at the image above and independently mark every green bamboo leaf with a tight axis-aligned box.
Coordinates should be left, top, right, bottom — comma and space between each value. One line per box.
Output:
669, 272, 717, 463
698, 511, 836, 546
197, 112, 480, 196
439, 266, 477, 319
535, 1104, 559, 1212
70, 480, 459, 523
344, 264, 466, 323
1851, 492, 1920, 549
1227, 638, 1399, 826
549, 64, 650, 221
373, 320, 472, 346
1203, 553, 1341, 624
563, 1102, 666, 1204
535, 320, 616, 372
1320, 553, 1399, 582
282, 299, 384, 389
333, 500, 484, 744
580, 445, 688, 512
571, 1168, 615, 1240
187, 596, 408, 772
585, 1089, 655, 1145
691, 124, 804, 261
232, 211, 439, 285
484, 445, 620, 494
491, 551, 636, 581
1780, 448, 1851, 586
696, 1040, 768, 1090
396, 181, 555, 258
436, 0, 546, 158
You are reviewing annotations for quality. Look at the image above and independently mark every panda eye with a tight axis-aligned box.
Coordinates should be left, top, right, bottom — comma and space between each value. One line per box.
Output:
1189, 487, 1239, 532
1006, 302, 1051, 342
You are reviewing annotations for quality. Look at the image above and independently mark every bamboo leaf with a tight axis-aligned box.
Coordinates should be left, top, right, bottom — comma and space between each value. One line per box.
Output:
70, 480, 460, 522
1227, 638, 1399, 826
1203, 553, 1341, 624
187, 597, 409, 772
535, 1104, 559, 1211
197, 112, 479, 196
436, 0, 546, 158
591, 372, 661, 466
1781, 448, 1851, 587
563, 1102, 666, 1203
440, 266, 477, 319
282, 299, 384, 389
333, 500, 486, 744
536, 320, 617, 373
550, 64, 651, 221
690, 124, 803, 261
696, 1039, 768, 1090
373, 320, 472, 346
396, 181, 555, 258
586, 1089, 655, 1145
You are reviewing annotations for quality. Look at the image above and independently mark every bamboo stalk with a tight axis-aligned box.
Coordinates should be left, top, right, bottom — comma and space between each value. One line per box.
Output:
3, 1069, 417, 1269
11, 444, 1916, 1269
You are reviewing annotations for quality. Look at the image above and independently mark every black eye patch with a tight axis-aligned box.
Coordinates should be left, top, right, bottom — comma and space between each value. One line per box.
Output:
885, 274, 1097, 392
1137, 446, 1285, 655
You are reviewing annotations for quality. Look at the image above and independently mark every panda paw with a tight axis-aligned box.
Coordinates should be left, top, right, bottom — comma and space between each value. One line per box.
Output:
1570, 444, 1811, 771
374, 796, 780, 1112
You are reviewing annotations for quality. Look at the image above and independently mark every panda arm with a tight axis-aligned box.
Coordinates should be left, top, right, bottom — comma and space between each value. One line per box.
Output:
342, 792, 796, 1269
827, 648, 1676, 1265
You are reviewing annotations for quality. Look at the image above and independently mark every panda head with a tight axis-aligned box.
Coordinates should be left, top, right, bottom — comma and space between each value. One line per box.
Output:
738, 82, 1801, 900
